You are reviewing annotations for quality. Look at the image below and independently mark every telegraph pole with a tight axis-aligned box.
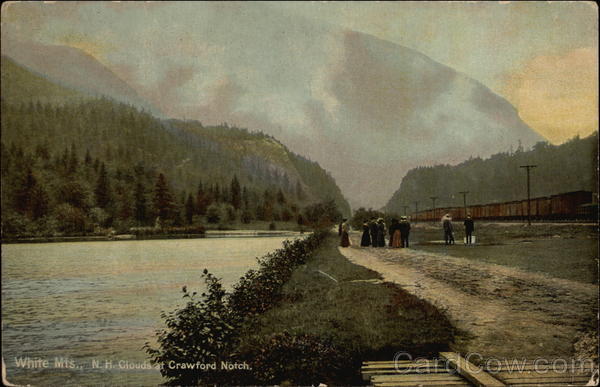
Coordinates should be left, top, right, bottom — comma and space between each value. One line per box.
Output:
519, 165, 537, 225
402, 205, 409, 216
459, 191, 469, 218
430, 196, 438, 222
414, 201, 419, 223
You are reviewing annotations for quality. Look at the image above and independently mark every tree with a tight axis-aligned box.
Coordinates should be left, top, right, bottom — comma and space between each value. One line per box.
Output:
185, 193, 195, 225
13, 168, 37, 214
276, 188, 286, 205
134, 181, 148, 224
295, 180, 306, 201
206, 204, 221, 224
230, 175, 242, 209
95, 163, 111, 209
153, 173, 175, 221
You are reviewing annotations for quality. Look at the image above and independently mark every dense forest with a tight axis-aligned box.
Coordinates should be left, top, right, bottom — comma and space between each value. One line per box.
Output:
1, 56, 349, 237
384, 133, 598, 214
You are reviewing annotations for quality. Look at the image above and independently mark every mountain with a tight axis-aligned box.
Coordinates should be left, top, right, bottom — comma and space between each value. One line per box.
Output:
0, 56, 351, 217
1, 39, 160, 115
2, 7, 544, 209
383, 133, 598, 214
1, 55, 85, 104
285, 30, 545, 209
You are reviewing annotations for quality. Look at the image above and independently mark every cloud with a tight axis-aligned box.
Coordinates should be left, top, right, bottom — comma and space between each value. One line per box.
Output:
501, 47, 598, 144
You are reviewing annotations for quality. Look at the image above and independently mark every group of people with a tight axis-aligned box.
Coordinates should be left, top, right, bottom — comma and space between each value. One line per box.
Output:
339, 213, 475, 248
339, 216, 412, 248
441, 213, 475, 245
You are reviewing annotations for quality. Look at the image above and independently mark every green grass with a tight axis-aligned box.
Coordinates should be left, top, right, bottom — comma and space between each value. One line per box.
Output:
243, 232, 455, 383
411, 223, 599, 283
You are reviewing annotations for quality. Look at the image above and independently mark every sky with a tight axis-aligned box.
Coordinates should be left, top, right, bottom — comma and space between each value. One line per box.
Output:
1, 1, 598, 207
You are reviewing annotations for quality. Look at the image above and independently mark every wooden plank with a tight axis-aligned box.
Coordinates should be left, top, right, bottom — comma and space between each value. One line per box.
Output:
371, 374, 465, 382
494, 370, 592, 379
373, 381, 470, 387
440, 352, 505, 387
485, 364, 595, 372
362, 368, 451, 375
501, 375, 590, 384
363, 361, 445, 368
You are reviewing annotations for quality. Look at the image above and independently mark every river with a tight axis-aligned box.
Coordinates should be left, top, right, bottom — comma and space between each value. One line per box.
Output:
1, 236, 296, 386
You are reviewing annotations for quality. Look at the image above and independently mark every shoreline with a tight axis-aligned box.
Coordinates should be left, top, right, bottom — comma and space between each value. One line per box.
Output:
1, 230, 305, 244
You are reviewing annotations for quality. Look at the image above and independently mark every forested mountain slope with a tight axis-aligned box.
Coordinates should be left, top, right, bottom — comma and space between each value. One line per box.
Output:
384, 133, 598, 213
1, 56, 350, 236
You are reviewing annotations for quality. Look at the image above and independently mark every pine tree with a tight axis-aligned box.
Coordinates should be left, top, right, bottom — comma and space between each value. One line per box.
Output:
195, 182, 208, 215
276, 188, 286, 204
295, 180, 306, 201
95, 163, 111, 208
134, 181, 147, 224
153, 173, 175, 221
185, 193, 195, 225
230, 175, 242, 209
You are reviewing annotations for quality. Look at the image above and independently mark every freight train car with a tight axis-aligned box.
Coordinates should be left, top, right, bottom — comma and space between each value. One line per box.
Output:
412, 191, 595, 221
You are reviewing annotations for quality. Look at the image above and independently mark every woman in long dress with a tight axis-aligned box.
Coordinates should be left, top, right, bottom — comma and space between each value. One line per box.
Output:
376, 218, 386, 247
390, 219, 402, 248
340, 219, 350, 247
360, 221, 371, 246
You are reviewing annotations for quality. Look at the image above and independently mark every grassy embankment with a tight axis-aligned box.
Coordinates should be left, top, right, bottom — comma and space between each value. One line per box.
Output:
240, 232, 456, 384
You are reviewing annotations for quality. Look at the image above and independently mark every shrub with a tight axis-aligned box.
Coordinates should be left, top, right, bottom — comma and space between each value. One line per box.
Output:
146, 231, 327, 385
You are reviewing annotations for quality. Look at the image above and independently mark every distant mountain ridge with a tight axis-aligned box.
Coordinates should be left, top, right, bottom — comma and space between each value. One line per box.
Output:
0, 54, 351, 216
383, 133, 598, 215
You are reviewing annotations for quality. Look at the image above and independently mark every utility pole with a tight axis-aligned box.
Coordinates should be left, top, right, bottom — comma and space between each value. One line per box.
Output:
414, 201, 419, 223
519, 165, 537, 225
402, 205, 409, 216
459, 191, 469, 218
430, 196, 438, 222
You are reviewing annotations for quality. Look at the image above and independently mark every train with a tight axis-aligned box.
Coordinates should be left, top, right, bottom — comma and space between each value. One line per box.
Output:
412, 190, 597, 222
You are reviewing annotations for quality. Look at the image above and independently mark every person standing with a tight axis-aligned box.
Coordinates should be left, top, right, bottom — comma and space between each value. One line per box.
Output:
442, 213, 455, 245
369, 217, 378, 247
340, 218, 350, 247
360, 220, 371, 247
389, 218, 399, 247
390, 218, 401, 248
376, 218, 386, 247
464, 214, 474, 245
399, 216, 411, 248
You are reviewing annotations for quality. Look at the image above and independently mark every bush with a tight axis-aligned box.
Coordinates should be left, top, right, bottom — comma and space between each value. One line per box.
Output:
236, 332, 349, 385
241, 210, 253, 224
53, 203, 89, 234
206, 204, 221, 224
268, 221, 276, 230
146, 231, 327, 385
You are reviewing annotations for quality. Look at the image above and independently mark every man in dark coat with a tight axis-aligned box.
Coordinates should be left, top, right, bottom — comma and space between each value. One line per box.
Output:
399, 216, 411, 248
464, 214, 474, 245
442, 213, 455, 245
369, 217, 378, 247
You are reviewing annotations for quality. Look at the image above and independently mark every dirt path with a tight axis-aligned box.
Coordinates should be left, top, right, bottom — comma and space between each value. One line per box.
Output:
340, 233, 597, 359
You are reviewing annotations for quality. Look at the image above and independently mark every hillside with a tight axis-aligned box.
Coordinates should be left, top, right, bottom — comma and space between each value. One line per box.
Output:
383, 133, 598, 214
1, 56, 86, 105
1, 39, 159, 115
1, 55, 350, 236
